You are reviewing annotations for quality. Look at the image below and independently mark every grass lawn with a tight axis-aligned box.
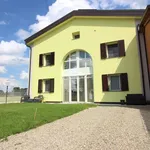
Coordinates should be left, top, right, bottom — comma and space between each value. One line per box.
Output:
0, 103, 96, 139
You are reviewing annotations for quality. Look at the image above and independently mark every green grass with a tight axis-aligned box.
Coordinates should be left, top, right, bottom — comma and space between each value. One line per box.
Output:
0, 103, 96, 139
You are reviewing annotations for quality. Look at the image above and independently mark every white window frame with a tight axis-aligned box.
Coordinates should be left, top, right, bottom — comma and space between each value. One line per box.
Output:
108, 74, 121, 91
64, 51, 92, 70
106, 42, 119, 58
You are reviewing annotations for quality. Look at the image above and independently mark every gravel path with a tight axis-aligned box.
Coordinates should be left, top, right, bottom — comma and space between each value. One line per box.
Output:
0, 106, 150, 150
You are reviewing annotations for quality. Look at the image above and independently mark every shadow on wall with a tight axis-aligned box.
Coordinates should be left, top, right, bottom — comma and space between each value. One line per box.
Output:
101, 36, 142, 102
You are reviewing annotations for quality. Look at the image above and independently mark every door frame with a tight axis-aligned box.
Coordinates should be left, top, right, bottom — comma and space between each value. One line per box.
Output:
63, 75, 93, 103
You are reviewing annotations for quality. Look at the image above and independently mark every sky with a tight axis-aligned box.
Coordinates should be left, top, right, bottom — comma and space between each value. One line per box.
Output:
0, 0, 150, 91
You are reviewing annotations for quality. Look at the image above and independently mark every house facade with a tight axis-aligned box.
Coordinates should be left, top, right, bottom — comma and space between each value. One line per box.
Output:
25, 9, 146, 104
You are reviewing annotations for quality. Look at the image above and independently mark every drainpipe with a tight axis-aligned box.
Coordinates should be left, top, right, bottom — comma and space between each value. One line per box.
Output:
137, 24, 146, 97
27, 45, 32, 97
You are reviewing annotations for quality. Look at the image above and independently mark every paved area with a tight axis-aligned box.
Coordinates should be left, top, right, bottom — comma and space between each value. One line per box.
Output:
0, 106, 150, 150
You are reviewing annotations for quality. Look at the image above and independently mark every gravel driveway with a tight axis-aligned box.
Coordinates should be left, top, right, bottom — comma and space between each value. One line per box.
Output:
0, 106, 150, 150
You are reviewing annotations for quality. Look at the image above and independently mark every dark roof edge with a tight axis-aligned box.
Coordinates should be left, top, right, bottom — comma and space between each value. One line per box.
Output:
140, 5, 150, 27
25, 9, 145, 44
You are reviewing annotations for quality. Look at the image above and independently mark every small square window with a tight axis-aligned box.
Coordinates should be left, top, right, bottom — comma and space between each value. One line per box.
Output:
45, 80, 50, 92
72, 32, 80, 40
109, 75, 120, 91
107, 43, 119, 58
45, 54, 51, 66
70, 61, 77, 69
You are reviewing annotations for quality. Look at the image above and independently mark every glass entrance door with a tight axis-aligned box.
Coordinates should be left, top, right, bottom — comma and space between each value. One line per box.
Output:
63, 76, 93, 102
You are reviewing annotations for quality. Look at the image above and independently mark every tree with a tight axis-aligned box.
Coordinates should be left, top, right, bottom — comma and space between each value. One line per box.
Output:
13, 87, 20, 92
0, 90, 4, 96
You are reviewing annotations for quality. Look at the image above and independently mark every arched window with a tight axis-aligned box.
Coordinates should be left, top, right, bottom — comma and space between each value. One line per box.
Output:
63, 50, 94, 103
64, 51, 92, 69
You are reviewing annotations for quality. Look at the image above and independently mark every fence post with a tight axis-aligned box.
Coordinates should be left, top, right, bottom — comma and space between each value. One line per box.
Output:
6, 86, 8, 104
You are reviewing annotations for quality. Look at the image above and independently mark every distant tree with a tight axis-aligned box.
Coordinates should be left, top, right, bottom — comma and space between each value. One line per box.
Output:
0, 90, 4, 96
13, 87, 20, 92
20, 88, 27, 96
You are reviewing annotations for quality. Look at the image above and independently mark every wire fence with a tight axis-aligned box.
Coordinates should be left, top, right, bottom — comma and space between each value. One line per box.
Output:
0, 90, 27, 104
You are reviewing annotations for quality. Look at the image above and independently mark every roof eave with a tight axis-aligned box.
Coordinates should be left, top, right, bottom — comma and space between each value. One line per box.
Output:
25, 9, 145, 45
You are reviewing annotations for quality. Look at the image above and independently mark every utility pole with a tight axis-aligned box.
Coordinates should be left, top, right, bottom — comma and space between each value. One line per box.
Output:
6, 86, 8, 104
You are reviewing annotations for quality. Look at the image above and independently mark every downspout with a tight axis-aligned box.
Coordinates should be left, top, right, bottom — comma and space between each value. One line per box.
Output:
137, 24, 146, 97
27, 45, 32, 97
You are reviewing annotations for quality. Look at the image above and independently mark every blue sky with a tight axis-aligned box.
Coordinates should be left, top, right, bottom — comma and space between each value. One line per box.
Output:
0, 0, 150, 91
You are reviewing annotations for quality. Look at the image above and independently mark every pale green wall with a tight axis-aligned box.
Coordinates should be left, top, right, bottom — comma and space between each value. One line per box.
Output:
30, 17, 142, 102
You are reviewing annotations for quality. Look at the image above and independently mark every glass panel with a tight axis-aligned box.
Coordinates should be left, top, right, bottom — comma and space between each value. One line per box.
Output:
86, 53, 91, 59
65, 55, 69, 61
79, 60, 86, 68
70, 52, 77, 60
71, 77, 77, 101
86, 59, 92, 67
79, 76, 85, 102
45, 80, 50, 92
108, 44, 119, 58
79, 51, 85, 58
45, 54, 51, 66
64, 62, 69, 69
64, 77, 69, 102
70, 61, 77, 69
87, 75, 94, 102
110, 76, 120, 91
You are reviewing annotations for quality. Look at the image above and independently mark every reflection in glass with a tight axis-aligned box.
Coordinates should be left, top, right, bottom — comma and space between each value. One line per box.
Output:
64, 62, 69, 69
79, 51, 85, 58
70, 52, 77, 60
70, 61, 77, 69
79, 60, 86, 68
64, 77, 69, 102
87, 75, 94, 102
79, 76, 85, 102
71, 77, 77, 101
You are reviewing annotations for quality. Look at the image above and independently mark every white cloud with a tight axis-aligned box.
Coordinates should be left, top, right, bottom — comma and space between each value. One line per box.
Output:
15, 29, 31, 41
18, 0, 148, 36
0, 55, 29, 65
0, 40, 29, 66
0, 21, 6, 25
0, 40, 27, 56
0, 77, 19, 91
10, 75, 14, 78
20, 71, 28, 80
0, 66, 7, 74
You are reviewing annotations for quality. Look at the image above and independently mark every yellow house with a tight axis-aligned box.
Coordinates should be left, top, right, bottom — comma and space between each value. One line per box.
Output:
25, 9, 146, 104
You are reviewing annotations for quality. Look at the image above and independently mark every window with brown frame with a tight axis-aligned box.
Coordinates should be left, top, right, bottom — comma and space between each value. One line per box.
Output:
102, 73, 129, 92
100, 40, 125, 59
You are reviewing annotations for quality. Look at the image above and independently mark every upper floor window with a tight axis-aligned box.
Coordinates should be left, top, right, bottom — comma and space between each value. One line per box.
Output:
64, 51, 92, 70
100, 40, 125, 59
107, 43, 119, 58
39, 52, 55, 67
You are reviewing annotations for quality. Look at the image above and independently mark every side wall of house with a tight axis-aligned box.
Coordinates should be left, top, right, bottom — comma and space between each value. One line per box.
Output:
145, 22, 150, 78
30, 17, 142, 102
